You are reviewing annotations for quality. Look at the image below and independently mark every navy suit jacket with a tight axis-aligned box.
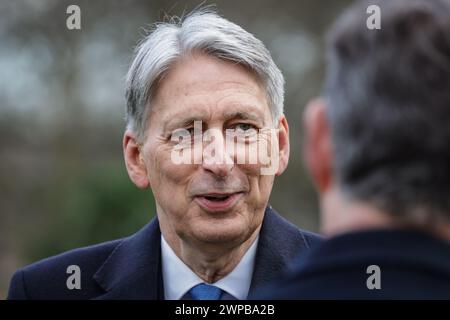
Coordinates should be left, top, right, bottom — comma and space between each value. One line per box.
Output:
8, 206, 321, 299
255, 229, 450, 299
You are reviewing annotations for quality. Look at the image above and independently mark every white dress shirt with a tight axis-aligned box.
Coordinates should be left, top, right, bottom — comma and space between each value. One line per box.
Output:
161, 234, 259, 300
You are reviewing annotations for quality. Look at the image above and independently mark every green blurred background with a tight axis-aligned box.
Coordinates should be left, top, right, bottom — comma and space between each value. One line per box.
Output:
0, 0, 354, 298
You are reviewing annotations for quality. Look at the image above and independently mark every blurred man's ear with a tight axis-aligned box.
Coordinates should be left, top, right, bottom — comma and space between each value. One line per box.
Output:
275, 115, 290, 176
303, 98, 334, 193
123, 130, 150, 189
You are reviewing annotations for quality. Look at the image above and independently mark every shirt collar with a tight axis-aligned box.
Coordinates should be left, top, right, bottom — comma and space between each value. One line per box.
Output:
161, 234, 259, 300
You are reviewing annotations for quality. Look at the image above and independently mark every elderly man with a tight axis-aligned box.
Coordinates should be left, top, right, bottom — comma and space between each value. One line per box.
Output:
258, 0, 450, 299
8, 9, 320, 300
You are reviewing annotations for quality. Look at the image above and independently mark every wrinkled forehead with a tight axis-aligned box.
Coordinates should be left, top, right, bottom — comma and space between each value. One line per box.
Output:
157, 97, 273, 135
148, 54, 273, 129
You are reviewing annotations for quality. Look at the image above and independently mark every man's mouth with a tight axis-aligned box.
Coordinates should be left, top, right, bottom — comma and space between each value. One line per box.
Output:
194, 192, 243, 212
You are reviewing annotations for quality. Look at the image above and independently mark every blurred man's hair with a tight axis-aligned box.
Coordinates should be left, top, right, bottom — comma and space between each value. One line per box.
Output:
125, 7, 285, 141
325, 0, 450, 224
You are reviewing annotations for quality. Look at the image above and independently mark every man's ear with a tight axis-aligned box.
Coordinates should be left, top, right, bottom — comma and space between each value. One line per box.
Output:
123, 130, 149, 189
303, 98, 334, 193
275, 115, 290, 176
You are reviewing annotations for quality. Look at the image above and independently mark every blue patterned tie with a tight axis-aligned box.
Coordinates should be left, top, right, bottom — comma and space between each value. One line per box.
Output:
189, 283, 223, 300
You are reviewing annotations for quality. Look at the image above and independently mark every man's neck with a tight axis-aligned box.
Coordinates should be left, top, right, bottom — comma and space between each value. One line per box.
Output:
162, 228, 260, 283
322, 189, 450, 242
322, 191, 395, 236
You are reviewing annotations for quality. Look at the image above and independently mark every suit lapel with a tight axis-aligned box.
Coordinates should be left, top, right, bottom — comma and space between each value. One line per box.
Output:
93, 217, 164, 299
249, 206, 312, 294
91, 206, 313, 299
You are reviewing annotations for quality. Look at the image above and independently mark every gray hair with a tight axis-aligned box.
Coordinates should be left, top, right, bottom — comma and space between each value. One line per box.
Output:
125, 8, 285, 141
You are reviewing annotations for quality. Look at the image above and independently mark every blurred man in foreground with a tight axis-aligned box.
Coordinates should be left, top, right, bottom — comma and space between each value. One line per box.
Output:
260, 0, 450, 299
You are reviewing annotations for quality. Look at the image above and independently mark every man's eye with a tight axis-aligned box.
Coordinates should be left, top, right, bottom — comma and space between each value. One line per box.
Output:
235, 123, 255, 132
170, 128, 195, 142
185, 127, 195, 136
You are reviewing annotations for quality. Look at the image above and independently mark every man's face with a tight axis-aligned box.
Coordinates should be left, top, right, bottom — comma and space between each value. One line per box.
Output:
127, 54, 289, 248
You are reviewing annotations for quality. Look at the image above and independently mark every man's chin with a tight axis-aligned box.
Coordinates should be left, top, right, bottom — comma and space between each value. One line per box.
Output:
191, 223, 249, 245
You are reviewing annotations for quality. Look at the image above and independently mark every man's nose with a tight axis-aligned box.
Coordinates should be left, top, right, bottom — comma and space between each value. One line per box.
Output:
201, 130, 234, 178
